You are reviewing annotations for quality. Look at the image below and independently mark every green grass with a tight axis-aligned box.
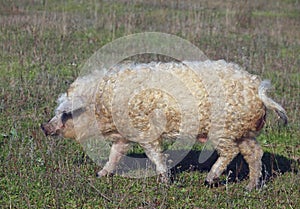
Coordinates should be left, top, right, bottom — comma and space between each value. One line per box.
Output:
1, 0, 299, 208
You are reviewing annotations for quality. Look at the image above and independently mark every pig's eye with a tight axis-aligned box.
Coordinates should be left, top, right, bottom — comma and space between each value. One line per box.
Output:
61, 112, 72, 124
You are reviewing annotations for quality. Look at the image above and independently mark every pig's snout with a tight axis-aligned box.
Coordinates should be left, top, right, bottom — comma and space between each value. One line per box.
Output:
41, 123, 50, 136
41, 115, 64, 136
41, 123, 55, 136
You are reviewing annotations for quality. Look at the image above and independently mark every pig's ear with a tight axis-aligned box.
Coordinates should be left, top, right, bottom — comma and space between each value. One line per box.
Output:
55, 92, 86, 115
55, 102, 72, 115
69, 96, 86, 112
55, 93, 72, 114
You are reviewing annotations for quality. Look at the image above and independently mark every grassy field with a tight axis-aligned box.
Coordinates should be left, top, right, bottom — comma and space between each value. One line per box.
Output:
0, 0, 299, 208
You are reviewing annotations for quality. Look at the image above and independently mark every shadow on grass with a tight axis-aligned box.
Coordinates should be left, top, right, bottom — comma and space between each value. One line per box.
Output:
115, 149, 297, 185
168, 150, 297, 183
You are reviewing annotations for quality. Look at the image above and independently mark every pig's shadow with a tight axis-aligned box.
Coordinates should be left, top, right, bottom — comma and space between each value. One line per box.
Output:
115, 149, 297, 184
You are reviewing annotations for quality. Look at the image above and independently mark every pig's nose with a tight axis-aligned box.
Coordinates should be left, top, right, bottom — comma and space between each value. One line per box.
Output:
40, 123, 49, 136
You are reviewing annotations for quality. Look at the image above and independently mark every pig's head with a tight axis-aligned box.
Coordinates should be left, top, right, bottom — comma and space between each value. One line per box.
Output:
42, 71, 104, 140
41, 92, 86, 139
41, 111, 77, 138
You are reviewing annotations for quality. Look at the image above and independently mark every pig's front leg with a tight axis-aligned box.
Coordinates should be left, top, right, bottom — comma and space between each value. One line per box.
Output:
140, 139, 168, 182
96, 139, 130, 177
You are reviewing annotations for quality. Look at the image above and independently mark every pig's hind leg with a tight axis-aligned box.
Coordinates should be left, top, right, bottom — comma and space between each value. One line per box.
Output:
96, 139, 131, 177
238, 137, 263, 191
205, 138, 240, 186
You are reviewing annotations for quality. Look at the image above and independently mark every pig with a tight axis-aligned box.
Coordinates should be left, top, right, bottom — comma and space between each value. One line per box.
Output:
41, 60, 287, 190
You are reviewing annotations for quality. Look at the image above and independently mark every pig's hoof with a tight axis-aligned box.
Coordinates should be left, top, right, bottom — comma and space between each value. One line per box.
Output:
204, 179, 221, 188
204, 180, 213, 188
157, 173, 170, 184
245, 183, 255, 192
245, 181, 262, 192
96, 169, 109, 178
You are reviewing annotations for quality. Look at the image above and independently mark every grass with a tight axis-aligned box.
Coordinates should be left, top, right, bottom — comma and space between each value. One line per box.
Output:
0, 0, 299, 208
